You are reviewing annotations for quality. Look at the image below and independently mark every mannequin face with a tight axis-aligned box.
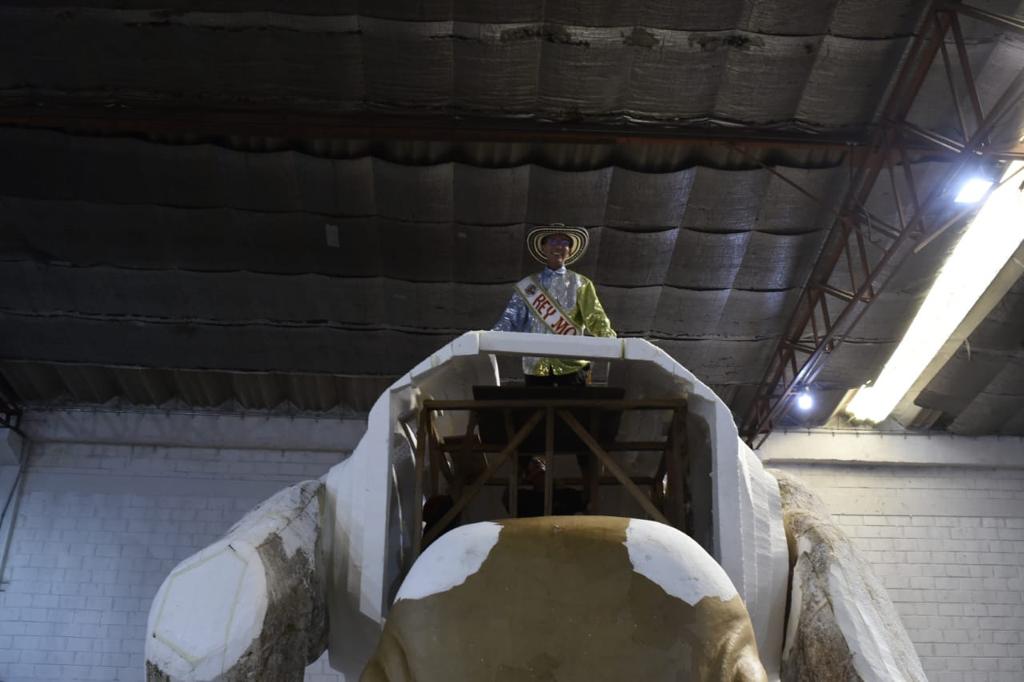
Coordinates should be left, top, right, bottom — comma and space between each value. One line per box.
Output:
541, 234, 572, 269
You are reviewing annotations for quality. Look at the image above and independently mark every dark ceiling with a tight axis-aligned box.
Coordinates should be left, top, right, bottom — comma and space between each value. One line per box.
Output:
1, 0, 1022, 435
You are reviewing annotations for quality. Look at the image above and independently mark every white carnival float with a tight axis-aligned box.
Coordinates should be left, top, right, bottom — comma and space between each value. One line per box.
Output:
145, 332, 926, 682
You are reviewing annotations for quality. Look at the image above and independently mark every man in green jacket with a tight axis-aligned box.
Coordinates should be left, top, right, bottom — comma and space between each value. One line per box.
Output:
492, 224, 616, 386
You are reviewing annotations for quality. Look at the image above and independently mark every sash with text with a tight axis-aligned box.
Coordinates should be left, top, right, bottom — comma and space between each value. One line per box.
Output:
515, 276, 581, 336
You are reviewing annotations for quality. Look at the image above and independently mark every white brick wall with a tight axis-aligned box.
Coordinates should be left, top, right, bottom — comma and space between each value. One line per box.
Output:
6, 413, 1021, 681
0, 409, 364, 682
766, 433, 1024, 682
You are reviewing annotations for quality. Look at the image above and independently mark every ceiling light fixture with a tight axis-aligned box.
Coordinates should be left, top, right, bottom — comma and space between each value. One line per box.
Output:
954, 177, 994, 204
796, 391, 814, 411
846, 161, 1024, 423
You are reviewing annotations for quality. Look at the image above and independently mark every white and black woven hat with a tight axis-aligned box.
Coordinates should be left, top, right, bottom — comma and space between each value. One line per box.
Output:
526, 224, 589, 266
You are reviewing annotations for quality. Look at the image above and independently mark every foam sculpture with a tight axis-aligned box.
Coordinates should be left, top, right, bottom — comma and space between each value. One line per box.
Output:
146, 481, 327, 680
144, 332, 924, 681
772, 471, 928, 682
362, 516, 768, 681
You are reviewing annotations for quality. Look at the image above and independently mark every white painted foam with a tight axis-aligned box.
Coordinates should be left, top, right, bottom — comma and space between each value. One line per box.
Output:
146, 540, 268, 680
828, 560, 927, 681
781, 536, 813, 662
145, 482, 325, 679
317, 332, 789, 677
228, 482, 321, 561
395, 522, 502, 601
783, 519, 927, 682
624, 519, 738, 605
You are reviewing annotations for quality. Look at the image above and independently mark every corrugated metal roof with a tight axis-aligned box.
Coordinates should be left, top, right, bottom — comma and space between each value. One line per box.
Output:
0, 360, 391, 413
0, 126, 850, 399
1, 0, 1023, 434
0, 0, 930, 127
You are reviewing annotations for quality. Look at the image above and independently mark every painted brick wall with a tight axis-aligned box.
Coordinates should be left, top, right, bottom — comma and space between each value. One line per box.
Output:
6, 411, 1022, 682
769, 460, 1024, 682
0, 409, 363, 682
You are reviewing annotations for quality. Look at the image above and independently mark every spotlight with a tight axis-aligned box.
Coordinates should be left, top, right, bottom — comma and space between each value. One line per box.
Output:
796, 391, 814, 411
954, 178, 993, 204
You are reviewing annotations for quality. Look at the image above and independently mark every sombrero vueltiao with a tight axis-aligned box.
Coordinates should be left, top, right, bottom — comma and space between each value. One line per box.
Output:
527, 224, 590, 266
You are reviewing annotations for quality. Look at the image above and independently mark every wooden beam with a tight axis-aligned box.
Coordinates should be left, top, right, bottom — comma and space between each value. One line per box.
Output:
445, 440, 670, 453
664, 408, 690, 531
419, 409, 545, 552
411, 409, 429, 560
558, 410, 670, 525
544, 408, 554, 517
424, 399, 687, 410
503, 410, 519, 519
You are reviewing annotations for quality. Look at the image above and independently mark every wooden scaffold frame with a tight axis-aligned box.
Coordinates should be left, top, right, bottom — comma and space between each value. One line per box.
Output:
408, 397, 691, 563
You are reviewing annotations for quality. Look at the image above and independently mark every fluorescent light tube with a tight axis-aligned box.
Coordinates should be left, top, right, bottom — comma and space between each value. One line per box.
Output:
954, 177, 993, 204
847, 162, 1024, 423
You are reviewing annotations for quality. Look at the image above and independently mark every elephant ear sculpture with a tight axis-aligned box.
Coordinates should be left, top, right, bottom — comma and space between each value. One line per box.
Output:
144, 332, 928, 682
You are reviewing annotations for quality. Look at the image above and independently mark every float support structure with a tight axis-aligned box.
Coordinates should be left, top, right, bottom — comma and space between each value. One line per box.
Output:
410, 397, 689, 563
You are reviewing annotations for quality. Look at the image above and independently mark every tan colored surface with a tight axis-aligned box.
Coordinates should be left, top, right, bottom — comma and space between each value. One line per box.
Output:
362, 516, 766, 682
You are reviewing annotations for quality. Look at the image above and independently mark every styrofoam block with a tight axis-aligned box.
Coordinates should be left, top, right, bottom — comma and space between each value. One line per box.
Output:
147, 544, 266, 680
477, 330, 624, 359
621, 336, 787, 677
325, 393, 393, 677
322, 331, 790, 678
